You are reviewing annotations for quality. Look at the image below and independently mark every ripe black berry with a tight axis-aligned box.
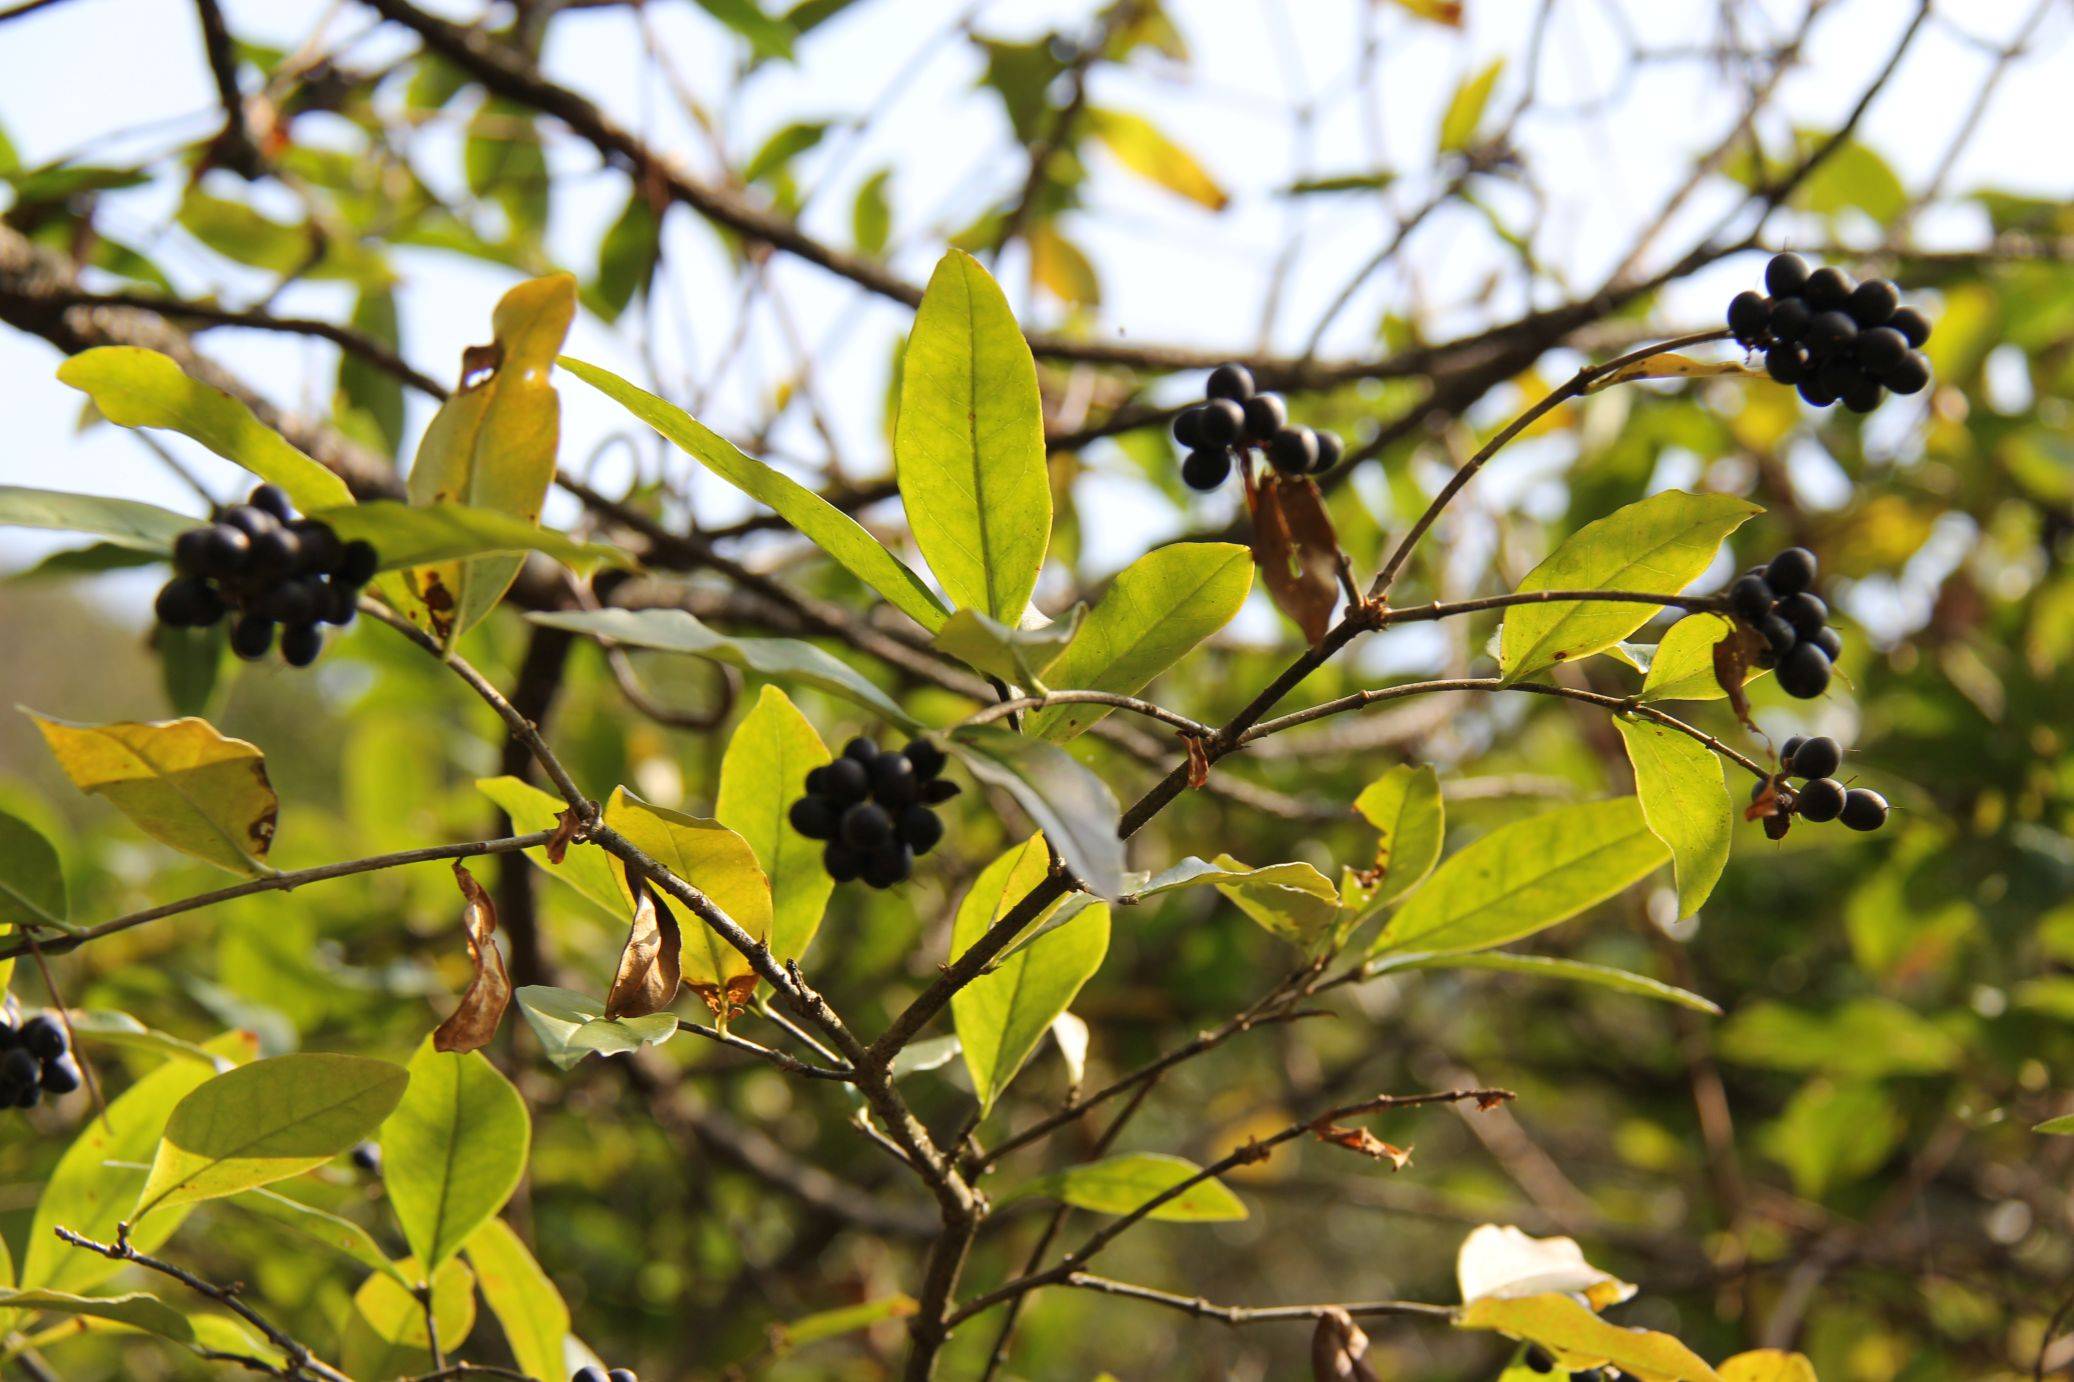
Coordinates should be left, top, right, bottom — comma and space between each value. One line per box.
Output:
572, 1368, 607, 1382
339, 540, 380, 586
1840, 788, 1889, 832
20, 1015, 65, 1060
1884, 352, 1931, 396
1796, 777, 1845, 822
1768, 296, 1810, 343
247, 524, 302, 579
1172, 407, 1206, 449
1842, 378, 1883, 414
1765, 547, 1817, 596
1524, 1343, 1556, 1372
0, 1048, 38, 1094
249, 484, 295, 522
843, 735, 878, 764
1729, 573, 1773, 622
863, 842, 914, 889
292, 520, 342, 575
1726, 291, 1770, 343
869, 750, 917, 805
789, 796, 838, 840
1763, 812, 1792, 841
230, 614, 276, 661
1765, 252, 1809, 298
1266, 425, 1317, 475
1777, 641, 1832, 699
173, 526, 215, 576
1781, 734, 1805, 766
1887, 306, 1931, 349
1759, 613, 1797, 656
322, 580, 359, 625
1812, 625, 1842, 660
1241, 393, 1286, 442
840, 802, 893, 850
1856, 326, 1908, 375
1196, 397, 1245, 446
1797, 377, 1837, 408
919, 778, 962, 805
1181, 448, 1232, 492
1846, 278, 1898, 327
154, 577, 222, 628
823, 842, 864, 883
608, 1370, 639, 1382
351, 1141, 382, 1174
1815, 356, 1859, 400
221, 504, 279, 540
1765, 343, 1808, 385
40, 1054, 81, 1095
904, 738, 947, 781
1787, 735, 1840, 779
258, 578, 321, 626
281, 623, 324, 668
1311, 430, 1344, 475
1206, 362, 1254, 401
824, 757, 870, 802
1779, 591, 1826, 637
1803, 266, 1851, 310
899, 804, 944, 854
1805, 309, 1856, 353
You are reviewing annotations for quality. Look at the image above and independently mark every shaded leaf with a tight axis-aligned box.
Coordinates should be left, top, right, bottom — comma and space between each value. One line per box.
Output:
0, 1289, 194, 1344
315, 500, 629, 574
232, 1186, 411, 1287
1007, 1152, 1246, 1222
946, 726, 1125, 900
715, 686, 835, 964
0, 805, 66, 928
773, 1294, 918, 1353
743, 120, 827, 185
1368, 951, 1721, 1014
1249, 475, 1341, 648
381, 1041, 529, 1271
696, 0, 796, 60
0, 485, 192, 553
1352, 764, 1445, 910
587, 189, 662, 323
1717, 998, 1961, 1078
514, 985, 679, 1070
432, 863, 511, 1053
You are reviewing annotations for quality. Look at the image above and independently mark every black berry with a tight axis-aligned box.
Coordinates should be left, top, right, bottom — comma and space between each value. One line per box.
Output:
1765, 547, 1817, 596
1726, 290, 1770, 343
1846, 278, 1898, 327
789, 796, 838, 840
1206, 362, 1254, 401
843, 735, 879, 764
1803, 266, 1851, 310
1266, 426, 1317, 475
1796, 777, 1845, 822
840, 802, 893, 850
919, 778, 962, 805
1787, 735, 1840, 779
1524, 1343, 1556, 1372
607, 1370, 639, 1382
824, 757, 870, 802
1840, 788, 1889, 832
1797, 377, 1837, 408
281, 623, 323, 667
869, 750, 917, 806
338, 539, 380, 585
1763, 812, 1792, 841
1857, 326, 1908, 375
0, 1048, 38, 1095
899, 804, 944, 854
221, 504, 279, 541
823, 842, 864, 883
247, 524, 302, 579
1813, 625, 1842, 660
1781, 734, 1805, 766
1311, 430, 1344, 475
1765, 343, 1808, 385
1759, 613, 1797, 656
351, 1141, 382, 1174
230, 614, 276, 661
1776, 641, 1832, 699
1768, 296, 1810, 343
904, 738, 947, 781
1196, 397, 1245, 446
1181, 448, 1232, 492
863, 842, 914, 889
572, 1369, 607, 1382
291, 520, 342, 575
40, 1054, 81, 1095
173, 526, 215, 576
1729, 573, 1773, 622
1764, 252, 1810, 298
1241, 393, 1286, 441
1779, 591, 1827, 637
1805, 309, 1856, 353
1172, 407, 1206, 449
19, 1015, 65, 1060
1885, 351, 1931, 395
155, 577, 222, 629
1887, 306, 1931, 349
1842, 378, 1884, 414
248, 484, 295, 522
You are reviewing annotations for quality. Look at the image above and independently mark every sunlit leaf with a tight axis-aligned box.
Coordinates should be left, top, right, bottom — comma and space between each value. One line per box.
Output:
1718, 1352, 1818, 1382
1085, 108, 1227, 210
1641, 613, 1765, 702
1457, 1294, 1716, 1382
715, 686, 835, 964
946, 727, 1125, 900
931, 604, 1082, 687
1437, 59, 1504, 153
1352, 764, 1445, 910
0, 485, 192, 553
1006, 1152, 1246, 1222
466, 1218, 571, 1382
314, 500, 630, 574
772, 1294, 918, 1353
476, 776, 622, 919
0, 1289, 195, 1344
1717, 998, 1962, 1078
232, 1186, 411, 1287
515, 985, 680, 1070
340, 1255, 475, 1380
1616, 718, 1731, 918
380, 1042, 529, 1271
1369, 952, 1720, 1014
851, 167, 893, 255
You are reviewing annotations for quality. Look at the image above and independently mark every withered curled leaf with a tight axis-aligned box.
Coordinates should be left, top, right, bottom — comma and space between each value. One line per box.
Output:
1311, 1307, 1379, 1382
604, 866, 682, 1020
1249, 474, 1342, 649
545, 807, 583, 864
1311, 1119, 1413, 1170
688, 973, 761, 1033
433, 861, 512, 1053
1713, 621, 1766, 732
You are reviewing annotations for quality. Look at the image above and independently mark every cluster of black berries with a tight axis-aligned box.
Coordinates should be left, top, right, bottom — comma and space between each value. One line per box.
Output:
1728, 547, 1840, 700
572, 1367, 638, 1382
788, 737, 959, 889
1754, 734, 1890, 840
0, 1007, 80, 1110
1726, 253, 1932, 412
154, 485, 378, 667
1522, 1345, 1604, 1380
1171, 362, 1345, 492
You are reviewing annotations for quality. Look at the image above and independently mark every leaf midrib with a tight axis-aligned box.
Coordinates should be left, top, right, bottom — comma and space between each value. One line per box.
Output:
1389, 821, 1655, 951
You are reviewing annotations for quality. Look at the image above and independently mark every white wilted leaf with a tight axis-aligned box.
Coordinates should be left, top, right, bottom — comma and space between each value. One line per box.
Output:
1456, 1224, 1636, 1311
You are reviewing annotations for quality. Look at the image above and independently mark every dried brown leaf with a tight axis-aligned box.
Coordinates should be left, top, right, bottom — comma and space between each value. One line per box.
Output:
1586, 352, 1763, 393
1311, 1307, 1379, 1382
1250, 475, 1342, 648
604, 868, 682, 1019
545, 807, 583, 865
432, 861, 512, 1053
1312, 1120, 1413, 1170
688, 973, 761, 1032
1713, 622, 1765, 731
1183, 734, 1211, 789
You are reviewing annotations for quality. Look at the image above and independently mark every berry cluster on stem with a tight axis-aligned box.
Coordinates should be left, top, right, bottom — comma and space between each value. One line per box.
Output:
1172, 363, 1345, 492
572, 1367, 639, 1382
1755, 733, 1889, 839
1727, 253, 1933, 411
788, 736, 959, 889
1729, 546, 1841, 699
155, 485, 378, 667
0, 1005, 79, 1110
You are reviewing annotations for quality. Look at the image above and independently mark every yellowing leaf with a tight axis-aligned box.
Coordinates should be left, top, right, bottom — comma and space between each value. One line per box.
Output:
466, 1219, 571, 1382
1587, 353, 1764, 391
1085, 107, 1228, 210
716, 687, 834, 965
1438, 59, 1504, 154
1007, 1151, 1246, 1222
1353, 764, 1445, 909
476, 776, 622, 919
401, 273, 576, 648
604, 787, 772, 998
27, 711, 276, 876
1719, 1352, 1818, 1382
1641, 613, 1767, 703
1458, 1294, 1718, 1382
1206, 853, 1342, 951
341, 1255, 476, 1380
1030, 223, 1101, 307
1616, 718, 1731, 919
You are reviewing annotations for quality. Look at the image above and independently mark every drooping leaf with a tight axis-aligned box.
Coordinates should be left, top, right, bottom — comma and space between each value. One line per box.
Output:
0, 485, 193, 553
603, 868, 682, 1021
134, 1053, 411, 1218
1352, 764, 1445, 910
514, 985, 680, 1070
1085, 107, 1227, 209
26, 711, 277, 876
715, 686, 835, 964
475, 776, 621, 918
1641, 612, 1767, 702
587, 189, 662, 323
314, 500, 629, 574
380, 1041, 529, 1272
7, 540, 166, 582
0, 806, 66, 928
930, 604, 1082, 688
603, 788, 773, 1010
895, 249, 1050, 623
529, 608, 920, 727
772, 1294, 919, 1353
55, 347, 354, 513
466, 1218, 571, 1382
0, 1289, 195, 1344
340, 1255, 476, 1380
1499, 491, 1759, 682
1457, 1294, 1718, 1382
1006, 1152, 1246, 1223
1616, 718, 1731, 919
952, 834, 1110, 1112
1371, 798, 1667, 958
1437, 59, 1504, 153
559, 358, 949, 631
400, 273, 575, 649
1367, 951, 1721, 1014
946, 727, 1125, 900
1249, 475, 1342, 647
1028, 542, 1253, 741
432, 862, 512, 1052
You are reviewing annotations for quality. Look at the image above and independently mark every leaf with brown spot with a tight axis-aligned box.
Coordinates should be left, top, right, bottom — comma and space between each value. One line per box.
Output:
1713, 621, 1766, 730
433, 862, 511, 1053
604, 869, 681, 1020
687, 974, 760, 1032
1249, 475, 1342, 648
1183, 734, 1211, 789
1311, 1120, 1413, 1170
1311, 1308, 1379, 1382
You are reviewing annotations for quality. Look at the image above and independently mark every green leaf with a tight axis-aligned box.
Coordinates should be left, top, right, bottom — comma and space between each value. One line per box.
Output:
0, 1289, 195, 1344
930, 604, 1082, 687
1028, 543, 1253, 741
380, 1042, 529, 1273
1759, 1079, 1902, 1198
743, 120, 827, 185
895, 249, 1050, 623
339, 286, 406, 456
946, 726, 1125, 900
466, 1218, 571, 1382
603, 787, 773, 993
1367, 951, 1721, 1014
1717, 998, 1962, 1078
1007, 1152, 1246, 1223
158, 621, 224, 719
8, 540, 167, 583
26, 711, 278, 877
530, 607, 920, 727
1137, 854, 1343, 951
340, 1256, 476, 1381
774, 1294, 918, 1353
55, 348, 354, 514
1371, 798, 1668, 958
515, 986, 680, 1070
588, 190, 662, 323
231, 1187, 412, 1287
716, 686, 835, 964
464, 99, 549, 242
0, 485, 192, 553
559, 357, 950, 631
63, 1010, 231, 1068
1499, 491, 1759, 681
694, 0, 796, 61
0, 805, 66, 928
134, 1053, 410, 1218
1457, 1293, 1718, 1381
313, 501, 631, 574
2035, 1115, 2074, 1135
1438, 59, 1504, 153
22, 1032, 257, 1293
1352, 764, 1445, 909
1616, 718, 1731, 918
1084, 108, 1228, 209
1640, 612, 1764, 702
851, 168, 893, 254
399, 273, 575, 649
475, 776, 622, 919
952, 835, 1110, 1113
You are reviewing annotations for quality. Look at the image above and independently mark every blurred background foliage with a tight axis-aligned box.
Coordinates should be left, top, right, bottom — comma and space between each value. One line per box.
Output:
2, 0, 2073, 1378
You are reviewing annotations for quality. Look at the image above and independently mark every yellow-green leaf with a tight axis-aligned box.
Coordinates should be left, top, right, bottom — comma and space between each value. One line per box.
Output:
603, 787, 772, 991
314, 500, 631, 574
1372, 798, 1667, 958
773, 1294, 918, 1353
0, 805, 65, 928
1458, 1293, 1719, 1382
26, 711, 277, 876
401, 273, 575, 649
0, 485, 193, 553
1205, 854, 1341, 951
514, 985, 681, 1070
1718, 1351, 1818, 1382
1499, 491, 1759, 682
0, 1289, 195, 1344
895, 249, 1050, 623
715, 686, 834, 964
466, 1219, 570, 1382
379, 1042, 529, 1272
1368, 951, 1721, 1014
1641, 612, 1766, 702
1437, 59, 1504, 153
1616, 717, 1731, 919
1353, 764, 1445, 909
340, 1256, 476, 1380
134, 1054, 410, 1218
475, 776, 622, 919
930, 604, 1082, 687
1028, 542, 1253, 741
56, 347, 354, 513
1085, 107, 1227, 210
1007, 1152, 1246, 1222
